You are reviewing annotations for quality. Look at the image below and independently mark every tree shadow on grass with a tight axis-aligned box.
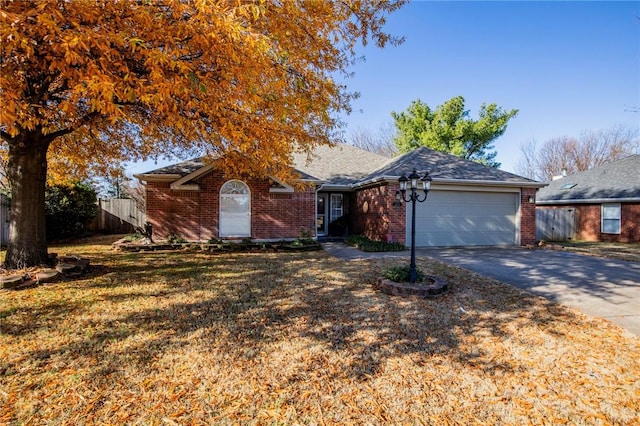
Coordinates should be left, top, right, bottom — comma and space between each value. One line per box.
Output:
2, 250, 588, 388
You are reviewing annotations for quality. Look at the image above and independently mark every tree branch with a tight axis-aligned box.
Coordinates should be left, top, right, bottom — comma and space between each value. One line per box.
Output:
1, 130, 16, 144
43, 111, 101, 142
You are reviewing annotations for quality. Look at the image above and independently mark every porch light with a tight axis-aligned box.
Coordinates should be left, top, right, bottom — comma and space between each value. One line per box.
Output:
409, 169, 420, 190
422, 171, 432, 191
398, 174, 409, 192
397, 168, 432, 284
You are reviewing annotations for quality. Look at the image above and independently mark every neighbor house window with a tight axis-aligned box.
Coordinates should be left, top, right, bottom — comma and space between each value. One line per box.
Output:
601, 203, 621, 234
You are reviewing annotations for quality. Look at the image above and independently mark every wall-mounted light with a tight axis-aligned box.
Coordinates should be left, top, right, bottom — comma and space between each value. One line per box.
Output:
528, 196, 535, 203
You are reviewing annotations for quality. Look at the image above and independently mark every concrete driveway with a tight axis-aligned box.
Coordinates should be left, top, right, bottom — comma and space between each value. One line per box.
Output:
420, 247, 640, 337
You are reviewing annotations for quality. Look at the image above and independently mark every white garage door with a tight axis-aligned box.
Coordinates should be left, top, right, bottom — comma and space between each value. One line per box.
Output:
407, 190, 518, 247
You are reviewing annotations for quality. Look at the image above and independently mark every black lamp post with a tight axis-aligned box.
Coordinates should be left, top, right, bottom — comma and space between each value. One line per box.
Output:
396, 168, 432, 283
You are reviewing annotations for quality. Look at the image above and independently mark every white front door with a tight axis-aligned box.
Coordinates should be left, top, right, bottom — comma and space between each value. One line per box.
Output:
220, 180, 251, 238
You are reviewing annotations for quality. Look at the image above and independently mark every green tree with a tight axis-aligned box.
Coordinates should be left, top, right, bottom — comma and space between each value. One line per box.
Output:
45, 182, 98, 241
391, 96, 518, 167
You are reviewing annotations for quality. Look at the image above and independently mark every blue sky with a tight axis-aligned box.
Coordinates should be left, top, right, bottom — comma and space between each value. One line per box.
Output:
128, 1, 639, 176
341, 0, 640, 173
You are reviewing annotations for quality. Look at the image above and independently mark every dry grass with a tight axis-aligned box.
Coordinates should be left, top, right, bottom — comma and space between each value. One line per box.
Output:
1, 237, 639, 425
546, 241, 640, 262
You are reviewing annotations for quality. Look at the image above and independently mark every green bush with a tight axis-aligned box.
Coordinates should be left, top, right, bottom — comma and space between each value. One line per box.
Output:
45, 182, 98, 240
345, 235, 406, 252
123, 233, 144, 242
384, 265, 424, 283
167, 234, 187, 244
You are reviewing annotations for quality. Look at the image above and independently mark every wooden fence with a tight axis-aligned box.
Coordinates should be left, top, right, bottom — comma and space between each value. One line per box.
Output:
90, 198, 146, 234
536, 208, 577, 241
0, 197, 144, 245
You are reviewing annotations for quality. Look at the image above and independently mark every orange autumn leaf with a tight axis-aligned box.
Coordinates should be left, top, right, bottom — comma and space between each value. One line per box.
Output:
0, 0, 406, 267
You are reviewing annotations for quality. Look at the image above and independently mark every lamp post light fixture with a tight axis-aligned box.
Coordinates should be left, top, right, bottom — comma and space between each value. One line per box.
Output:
396, 168, 432, 284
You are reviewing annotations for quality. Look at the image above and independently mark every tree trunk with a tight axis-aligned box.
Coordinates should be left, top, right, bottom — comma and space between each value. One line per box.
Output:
4, 131, 50, 269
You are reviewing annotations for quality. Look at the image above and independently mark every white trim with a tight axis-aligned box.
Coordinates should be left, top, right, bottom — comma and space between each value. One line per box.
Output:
537, 197, 640, 205
134, 173, 182, 183
316, 193, 328, 236
601, 203, 621, 235
169, 163, 216, 190
219, 180, 251, 238
269, 177, 295, 193
429, 184, 521, 193
352, 176, 546, 190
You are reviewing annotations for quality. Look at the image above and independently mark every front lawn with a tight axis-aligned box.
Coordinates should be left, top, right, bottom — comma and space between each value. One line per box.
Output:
546, 241, 640, 262
1, 237, 638, 424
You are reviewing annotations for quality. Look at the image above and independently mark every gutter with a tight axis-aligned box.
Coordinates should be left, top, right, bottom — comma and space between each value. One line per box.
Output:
537, 197, 640, 205
133, 173, 181, 184
352, 176, 547, 190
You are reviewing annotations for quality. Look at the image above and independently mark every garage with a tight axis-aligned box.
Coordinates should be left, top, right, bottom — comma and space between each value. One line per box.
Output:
407, 189, 519, 247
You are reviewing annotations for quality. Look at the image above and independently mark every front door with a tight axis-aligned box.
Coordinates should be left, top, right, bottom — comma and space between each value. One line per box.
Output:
220, 180, 251, 238
317, 193, 327, 236
317, 193, 346, 237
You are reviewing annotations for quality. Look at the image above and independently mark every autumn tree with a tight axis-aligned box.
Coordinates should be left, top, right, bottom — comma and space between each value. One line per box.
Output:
391, 96, 518, 167
515, 125, 640, 181
0, 0, 405, 268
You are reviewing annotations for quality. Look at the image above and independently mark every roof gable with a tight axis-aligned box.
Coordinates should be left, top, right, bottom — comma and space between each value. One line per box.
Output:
536, 155, 640, 203
291, 143, 389, 186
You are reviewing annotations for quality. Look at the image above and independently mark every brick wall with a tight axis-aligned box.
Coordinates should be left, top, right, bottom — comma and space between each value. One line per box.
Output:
520, 187, 537, 246
575, 203, 639, 243
536, 203, 639, 243
352, 184, 539, 247
145, 171, 315, 241
353, 183, 406, 245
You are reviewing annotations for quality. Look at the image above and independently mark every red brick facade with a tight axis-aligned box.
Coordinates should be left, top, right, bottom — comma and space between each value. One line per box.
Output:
352, 183, 538, 247
352, 183, 407, 244
146, 169, 540, 247
146, 171, 315, 241
538, 203, 640, 243
520, 187, 538, 246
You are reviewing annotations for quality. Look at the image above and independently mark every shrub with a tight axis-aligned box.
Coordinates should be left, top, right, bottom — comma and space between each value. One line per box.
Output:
345, 235, 406, 252
167, 234, 187, 244
123, 233, 144, 242
45, 182, 98, 240
384, 265, 424, 283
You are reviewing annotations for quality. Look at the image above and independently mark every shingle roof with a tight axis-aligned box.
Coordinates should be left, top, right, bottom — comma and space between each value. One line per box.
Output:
364, 147, 540, 185
139, 156, 319, 181
140, 158, 206, 176
291, 143, 389, 185
536, 155, 640, 203
137, 145, 543, 188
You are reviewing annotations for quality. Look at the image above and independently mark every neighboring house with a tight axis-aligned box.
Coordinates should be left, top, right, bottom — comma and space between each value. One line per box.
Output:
536, 155, 640, 243
135, 144, 544, 247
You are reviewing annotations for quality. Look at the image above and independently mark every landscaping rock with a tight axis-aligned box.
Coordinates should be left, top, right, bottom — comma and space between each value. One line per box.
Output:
1, 275, 23, 289
375, 275, 448, 298
56, 257, 90, 276
36, 269, 61, 284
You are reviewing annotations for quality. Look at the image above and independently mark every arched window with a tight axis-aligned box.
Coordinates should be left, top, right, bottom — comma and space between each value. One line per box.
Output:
219, 180, 251, 237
